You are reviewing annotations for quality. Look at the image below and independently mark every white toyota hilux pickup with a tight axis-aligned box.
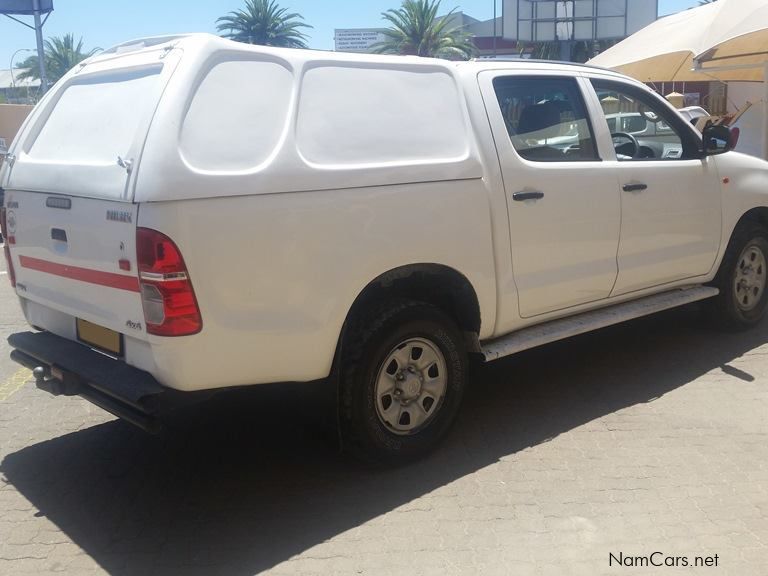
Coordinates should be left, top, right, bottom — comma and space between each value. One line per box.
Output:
2, 34, 767, 463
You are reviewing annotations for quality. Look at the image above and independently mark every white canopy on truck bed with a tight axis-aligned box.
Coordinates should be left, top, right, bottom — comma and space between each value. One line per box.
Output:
3, 34, 485, 203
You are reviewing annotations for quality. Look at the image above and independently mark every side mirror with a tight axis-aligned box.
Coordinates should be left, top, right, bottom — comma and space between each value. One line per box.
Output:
702, 124, 735, 156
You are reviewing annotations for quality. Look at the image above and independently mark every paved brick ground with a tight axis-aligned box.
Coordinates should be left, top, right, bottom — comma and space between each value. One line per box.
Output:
1, 254, 768, 575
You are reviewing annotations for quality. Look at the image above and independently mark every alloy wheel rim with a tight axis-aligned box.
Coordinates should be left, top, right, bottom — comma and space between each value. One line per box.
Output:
734, 244, 767, 312
374, 337, 448, 436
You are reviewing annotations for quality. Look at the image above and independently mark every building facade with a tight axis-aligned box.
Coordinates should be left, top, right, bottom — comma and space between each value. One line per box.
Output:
0, 68, 40, 104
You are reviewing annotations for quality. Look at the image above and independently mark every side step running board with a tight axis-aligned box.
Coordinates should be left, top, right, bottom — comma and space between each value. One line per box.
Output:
482, 286, 719, 361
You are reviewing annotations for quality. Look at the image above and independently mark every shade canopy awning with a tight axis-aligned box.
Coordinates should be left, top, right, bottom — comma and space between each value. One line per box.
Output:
588, 2, 717, 82
589, 0, 768, 83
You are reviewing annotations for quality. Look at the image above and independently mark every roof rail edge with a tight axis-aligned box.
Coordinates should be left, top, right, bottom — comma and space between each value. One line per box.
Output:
99, 34, 198, 56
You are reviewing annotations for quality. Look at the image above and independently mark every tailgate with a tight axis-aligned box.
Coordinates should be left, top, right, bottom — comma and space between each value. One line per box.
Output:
0, 44, 184, 350
6, 189, 146, 347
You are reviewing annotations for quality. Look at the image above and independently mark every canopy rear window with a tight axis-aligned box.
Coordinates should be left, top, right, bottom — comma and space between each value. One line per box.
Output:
29, 67, 162, 169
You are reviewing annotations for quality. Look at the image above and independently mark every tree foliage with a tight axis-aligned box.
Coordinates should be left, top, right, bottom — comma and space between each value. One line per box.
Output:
16, 34, 99, 85
373, 0, 475, 60
216, 0, 312, 48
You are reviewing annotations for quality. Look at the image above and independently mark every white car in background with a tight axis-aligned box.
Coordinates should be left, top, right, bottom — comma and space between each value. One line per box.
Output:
678, 106, 710, 126
608, 106, 710, 133
606, 106, 710, 160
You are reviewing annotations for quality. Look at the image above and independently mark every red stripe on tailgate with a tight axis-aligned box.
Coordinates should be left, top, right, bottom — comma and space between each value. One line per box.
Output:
19, 256, 140, 292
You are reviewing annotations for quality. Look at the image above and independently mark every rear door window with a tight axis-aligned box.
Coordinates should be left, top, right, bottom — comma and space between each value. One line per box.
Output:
492, 76, 599, 162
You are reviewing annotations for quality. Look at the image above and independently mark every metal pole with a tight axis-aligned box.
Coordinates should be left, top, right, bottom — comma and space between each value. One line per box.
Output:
32, 0, 48, 93
493, 0, 497, 58
9, 48, 34, 103
763, 61, 768, 160
10, 48, 29, 89
10, 53, 17, 89
558, 1, 573, 61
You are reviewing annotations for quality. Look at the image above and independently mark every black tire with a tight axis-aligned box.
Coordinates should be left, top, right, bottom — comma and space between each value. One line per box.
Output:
707, 222, 768, 331
340, 299, 468, 465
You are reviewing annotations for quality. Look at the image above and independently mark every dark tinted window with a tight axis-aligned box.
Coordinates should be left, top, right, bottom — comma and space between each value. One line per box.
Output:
493, 76, 599, 162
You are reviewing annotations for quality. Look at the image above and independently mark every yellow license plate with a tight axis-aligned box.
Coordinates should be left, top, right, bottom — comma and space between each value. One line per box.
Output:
77, 319, 122, 356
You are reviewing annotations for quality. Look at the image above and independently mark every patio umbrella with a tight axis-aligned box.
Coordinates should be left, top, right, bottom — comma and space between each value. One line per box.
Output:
692, 0, 768, 159
589, 0, 768, 159
588, 2, 719, 83
589, 0, 768, 82
694, 0, 768, 82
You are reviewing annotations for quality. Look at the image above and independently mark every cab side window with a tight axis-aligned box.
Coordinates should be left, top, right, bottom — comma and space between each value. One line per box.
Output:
493, 76, 599, 163
591, 79, 701, 161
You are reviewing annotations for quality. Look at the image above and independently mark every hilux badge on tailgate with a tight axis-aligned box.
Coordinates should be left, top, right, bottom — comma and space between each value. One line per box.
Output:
106, 210, 132, 223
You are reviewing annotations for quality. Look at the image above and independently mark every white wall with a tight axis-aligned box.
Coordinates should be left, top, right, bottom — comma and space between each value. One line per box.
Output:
728, 82, 763, 114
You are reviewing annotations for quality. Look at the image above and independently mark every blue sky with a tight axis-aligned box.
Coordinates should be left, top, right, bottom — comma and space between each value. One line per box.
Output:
1, 0, 702, 69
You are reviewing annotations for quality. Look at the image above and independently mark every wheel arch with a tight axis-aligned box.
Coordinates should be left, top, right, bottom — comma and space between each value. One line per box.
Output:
739, 206, 768, 230
340, 264, 482, 353
708, 208, 768, 329
714, 207, 768, 280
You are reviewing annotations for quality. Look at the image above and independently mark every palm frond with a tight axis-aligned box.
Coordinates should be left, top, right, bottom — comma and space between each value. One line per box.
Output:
373, 0, 475, 60
216, 0, 312, 49
15, 34, 99, 85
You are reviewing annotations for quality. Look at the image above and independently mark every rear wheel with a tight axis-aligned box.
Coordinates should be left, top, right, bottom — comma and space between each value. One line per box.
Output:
708, 222, 768, 330
340, 300, 467, 465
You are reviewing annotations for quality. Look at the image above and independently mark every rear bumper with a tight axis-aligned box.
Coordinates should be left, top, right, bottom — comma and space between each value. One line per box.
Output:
8, 331, 186, 433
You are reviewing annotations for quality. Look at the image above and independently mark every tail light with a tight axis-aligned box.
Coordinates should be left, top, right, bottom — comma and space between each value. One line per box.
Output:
136, 227, 202, 336
0, 207, 16, 287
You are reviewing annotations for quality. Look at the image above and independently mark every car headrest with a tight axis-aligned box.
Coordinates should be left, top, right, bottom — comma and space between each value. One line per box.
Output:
517, 101, 564, 140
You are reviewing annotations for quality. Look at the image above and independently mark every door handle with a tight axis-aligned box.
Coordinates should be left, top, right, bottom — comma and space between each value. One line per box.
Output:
513, 191, 545, 201
622, 183, 648, 192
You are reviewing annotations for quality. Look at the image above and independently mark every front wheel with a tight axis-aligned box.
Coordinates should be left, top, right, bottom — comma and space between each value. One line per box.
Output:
340, 300, 468, 465
708, 222, 768, 330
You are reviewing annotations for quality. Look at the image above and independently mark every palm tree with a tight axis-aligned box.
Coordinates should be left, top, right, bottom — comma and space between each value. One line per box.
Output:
216, 0, 312, 48
373, 0, 476, 60
16, 34, 100, 85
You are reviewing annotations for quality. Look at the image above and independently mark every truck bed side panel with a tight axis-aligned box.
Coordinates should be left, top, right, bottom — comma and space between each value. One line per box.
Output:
136, 180, 496, 391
